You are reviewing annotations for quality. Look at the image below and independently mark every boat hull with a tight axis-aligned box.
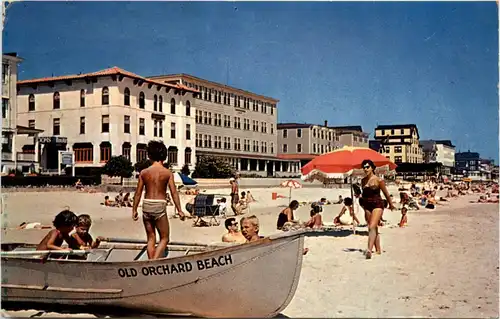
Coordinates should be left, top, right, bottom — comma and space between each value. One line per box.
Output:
2, 233, 304, 318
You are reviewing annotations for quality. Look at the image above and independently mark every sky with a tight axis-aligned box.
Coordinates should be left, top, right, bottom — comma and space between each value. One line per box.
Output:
2, 1, 499, 162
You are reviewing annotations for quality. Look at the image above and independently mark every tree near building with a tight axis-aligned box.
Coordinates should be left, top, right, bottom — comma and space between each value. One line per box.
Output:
192, 156, 235, 178
102, 156, 134, 184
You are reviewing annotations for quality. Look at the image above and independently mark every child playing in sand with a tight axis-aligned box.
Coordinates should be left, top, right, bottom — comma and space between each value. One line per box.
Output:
333, 197, 360, 226
398, 207, 408, 227
304, 205, 323, 229
71, 214, 104, 250
36, 210, 78, 251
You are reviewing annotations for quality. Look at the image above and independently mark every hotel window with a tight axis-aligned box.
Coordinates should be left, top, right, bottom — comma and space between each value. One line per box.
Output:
124, 115, 130, 133
159, 120, 163, 137
186, 101, 191, 116
102, 87, 109, 105
170, 98, 176, 114
283, 129, 288, 138
395, 146, 402, 153
124, 88, 130, 106
283, 144, 288, 153
208, 112, 212, 125
395, 156, 402, 164
28, 120, 35, 129
80, 89, 85, 107
154, 120, 158, 137
139, 92, 145, 109
74, 143, 93, 163
313, 143, 317, 153
100, 142, 111, 162
270, 143, 274, 154
80, 117, 85, 134
28, 94, 35, 111
1, 98, 7, 118
400, 129, 404, 134
195, 134, 201, 148
321, 145, 324, 154
53, 92, 60, 109
297, 144, 302, 153
297, 129, 302, 138
271, 124, 274, 135
101, 115, 110, 133
271, 105, 274, 115
391, 129, 394, 135
122, 143, 131, 161
53, 118, 60, 135
170, 122, 176, 139
158, 95, 163, 112
2, 63, 8, 84
185, 148, 192, 164
186, 124, 191, 140
154, 95, 158, 112
168, 146, 178, 164
139, 118, 145, 135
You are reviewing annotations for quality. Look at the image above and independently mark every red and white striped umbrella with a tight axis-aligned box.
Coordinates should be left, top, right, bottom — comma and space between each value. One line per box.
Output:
280, 180, 302, 203
280, 179, 302, 189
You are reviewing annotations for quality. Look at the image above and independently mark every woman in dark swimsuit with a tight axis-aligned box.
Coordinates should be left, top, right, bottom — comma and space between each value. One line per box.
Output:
361, 159, 396, 259
277, 200, 300, 230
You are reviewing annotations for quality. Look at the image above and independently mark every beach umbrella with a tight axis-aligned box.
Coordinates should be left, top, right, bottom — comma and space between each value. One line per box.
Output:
300, 146, 397, 230
280, 179, 302, 203
301, 146, 397, 182
174, 172, 198, 187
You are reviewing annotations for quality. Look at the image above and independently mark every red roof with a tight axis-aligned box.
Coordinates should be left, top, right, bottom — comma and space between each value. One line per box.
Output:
17, 67, 199, 94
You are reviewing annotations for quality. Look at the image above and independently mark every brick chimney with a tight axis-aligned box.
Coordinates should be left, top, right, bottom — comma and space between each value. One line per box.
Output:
324, 120, 328, 127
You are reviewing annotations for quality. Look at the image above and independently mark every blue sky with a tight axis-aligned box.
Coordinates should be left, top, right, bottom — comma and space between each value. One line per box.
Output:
3, 1, 498, 161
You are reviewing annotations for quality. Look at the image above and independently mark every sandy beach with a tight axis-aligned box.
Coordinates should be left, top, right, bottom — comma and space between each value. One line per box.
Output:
1, 185, 498, 318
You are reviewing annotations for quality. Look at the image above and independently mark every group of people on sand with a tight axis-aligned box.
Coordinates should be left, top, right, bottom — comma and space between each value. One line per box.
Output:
103, 190, 134, 207
228, 175, 256, 215
274, 160, 396, 260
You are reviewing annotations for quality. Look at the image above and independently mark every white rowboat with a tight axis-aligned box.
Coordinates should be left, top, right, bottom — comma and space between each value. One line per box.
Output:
1, 231, 305, 318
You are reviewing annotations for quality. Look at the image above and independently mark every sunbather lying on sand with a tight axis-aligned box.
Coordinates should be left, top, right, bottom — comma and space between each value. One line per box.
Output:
17, 222, 52, 230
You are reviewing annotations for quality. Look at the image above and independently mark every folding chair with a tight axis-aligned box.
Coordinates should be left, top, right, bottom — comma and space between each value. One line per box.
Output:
193, 194, 220, 227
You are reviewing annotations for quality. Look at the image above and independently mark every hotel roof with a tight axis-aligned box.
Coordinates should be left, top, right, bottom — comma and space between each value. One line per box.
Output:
149, 73, 279, 103
17, 67, 199, 94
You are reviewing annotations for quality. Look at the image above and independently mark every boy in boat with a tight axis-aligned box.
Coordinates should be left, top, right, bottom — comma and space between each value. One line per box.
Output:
36, 210, 78, 251
241, 216, 310, 255
222, 217, 246, 243
71, 214, 104, 249
132, 140, 186, 260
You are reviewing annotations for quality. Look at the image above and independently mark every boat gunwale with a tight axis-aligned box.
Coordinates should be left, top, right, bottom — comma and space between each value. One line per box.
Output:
1, 232, 305, 266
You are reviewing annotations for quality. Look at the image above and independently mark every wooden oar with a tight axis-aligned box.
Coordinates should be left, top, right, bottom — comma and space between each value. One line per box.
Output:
101, 237, 209, 247
1, 250, 88, 256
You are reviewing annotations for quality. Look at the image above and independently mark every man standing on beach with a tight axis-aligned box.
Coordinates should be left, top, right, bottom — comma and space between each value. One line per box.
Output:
132, 140, 186, 260
230, 175, 240, 215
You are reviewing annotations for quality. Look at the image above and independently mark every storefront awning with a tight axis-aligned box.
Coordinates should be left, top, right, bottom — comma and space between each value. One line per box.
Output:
16, 125, 44, 135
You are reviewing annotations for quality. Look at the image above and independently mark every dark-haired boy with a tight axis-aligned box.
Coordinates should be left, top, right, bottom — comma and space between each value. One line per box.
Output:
36, 210, 78, 251
132, 140, 187, 260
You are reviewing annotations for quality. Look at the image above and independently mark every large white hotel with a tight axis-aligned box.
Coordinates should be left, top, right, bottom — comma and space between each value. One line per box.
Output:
14, 65, 301, 176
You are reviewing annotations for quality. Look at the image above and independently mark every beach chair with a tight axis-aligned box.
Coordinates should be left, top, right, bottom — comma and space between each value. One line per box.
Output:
193, 194, 220, 227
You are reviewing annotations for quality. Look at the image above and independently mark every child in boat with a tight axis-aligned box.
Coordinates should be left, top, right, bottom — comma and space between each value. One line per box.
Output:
398, 207, 408, 227
36, 210, 78, 251
71, 214, 104, 249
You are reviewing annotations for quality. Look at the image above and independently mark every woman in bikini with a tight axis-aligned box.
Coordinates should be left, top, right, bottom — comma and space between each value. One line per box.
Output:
361, 159, 396, 259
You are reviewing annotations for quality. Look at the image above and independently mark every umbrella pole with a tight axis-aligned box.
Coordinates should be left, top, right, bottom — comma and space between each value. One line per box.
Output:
350, 176, 356, 235
289, 187, 292, 204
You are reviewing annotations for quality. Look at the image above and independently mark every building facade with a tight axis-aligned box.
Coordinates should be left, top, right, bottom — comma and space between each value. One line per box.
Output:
329, 125, 369, 148
455, 151, 492, 181
374, 124, 423, 164
420, 140, 455, 176
16, 67, 197, 174
149, 74, 300, 176
1, 53, 44, 174
276, 121, 342, 166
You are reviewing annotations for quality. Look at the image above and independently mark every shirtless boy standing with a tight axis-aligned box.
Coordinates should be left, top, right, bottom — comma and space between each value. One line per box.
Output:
132, 141, 186, 260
